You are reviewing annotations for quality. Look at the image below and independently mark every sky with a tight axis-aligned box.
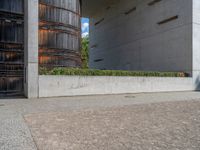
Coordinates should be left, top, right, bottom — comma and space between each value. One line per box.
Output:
81, 18, 89, 38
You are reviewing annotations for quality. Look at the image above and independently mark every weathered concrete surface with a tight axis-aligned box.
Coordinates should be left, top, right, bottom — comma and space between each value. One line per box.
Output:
39, 75, 193, 98
1, 91, 200, 150
87, 0, 193, 74
25, 101, 200, 150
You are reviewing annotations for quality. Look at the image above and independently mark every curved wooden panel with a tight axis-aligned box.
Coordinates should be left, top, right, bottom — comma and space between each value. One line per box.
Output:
39, 0, 81, 68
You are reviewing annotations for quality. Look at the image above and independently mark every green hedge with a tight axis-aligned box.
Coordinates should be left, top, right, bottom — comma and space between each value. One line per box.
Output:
39, 67, 188, 77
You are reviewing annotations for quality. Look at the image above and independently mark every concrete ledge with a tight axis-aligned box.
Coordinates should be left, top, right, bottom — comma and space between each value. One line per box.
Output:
39, 75, 194, 98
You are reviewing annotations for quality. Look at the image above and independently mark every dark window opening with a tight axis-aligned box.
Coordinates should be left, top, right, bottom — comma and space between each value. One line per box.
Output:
94, 59, 104, 62
94, 18, 104, 26
157, 15, 178, 25
148, 0, 162, 6
124, 7, 136, 15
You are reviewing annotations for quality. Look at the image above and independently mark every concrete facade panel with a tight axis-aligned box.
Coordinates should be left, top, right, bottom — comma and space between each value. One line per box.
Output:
89, 0, 192, 74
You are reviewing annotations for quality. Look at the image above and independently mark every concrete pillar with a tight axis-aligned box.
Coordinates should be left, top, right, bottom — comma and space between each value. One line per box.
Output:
24, 0, 39, 98
192, 0, 200, 90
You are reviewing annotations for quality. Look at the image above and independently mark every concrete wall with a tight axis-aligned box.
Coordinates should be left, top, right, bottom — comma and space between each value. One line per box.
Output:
39, 75, 193, 98
89, 0, 192, 74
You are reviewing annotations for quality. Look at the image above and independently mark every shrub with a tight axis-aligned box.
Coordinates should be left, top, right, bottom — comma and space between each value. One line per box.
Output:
39, 67, 189, 77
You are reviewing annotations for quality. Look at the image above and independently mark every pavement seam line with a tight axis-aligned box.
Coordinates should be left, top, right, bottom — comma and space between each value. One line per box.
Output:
22, 115, 39, 150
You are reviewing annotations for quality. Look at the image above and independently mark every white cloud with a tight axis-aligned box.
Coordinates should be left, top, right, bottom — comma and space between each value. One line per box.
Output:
82, 22, 89, 32
82, 32, 89, 38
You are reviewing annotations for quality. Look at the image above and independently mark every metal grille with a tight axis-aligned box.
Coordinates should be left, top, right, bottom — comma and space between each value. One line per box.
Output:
39, 0, 82, 68
0, 0, 24, 97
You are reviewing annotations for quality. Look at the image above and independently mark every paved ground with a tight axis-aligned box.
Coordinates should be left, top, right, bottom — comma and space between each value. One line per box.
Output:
1, 92, 200, 150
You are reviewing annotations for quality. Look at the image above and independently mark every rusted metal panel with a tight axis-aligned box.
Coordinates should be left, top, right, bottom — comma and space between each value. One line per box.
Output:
39, 0, 82, 68
0, 0, 24, 97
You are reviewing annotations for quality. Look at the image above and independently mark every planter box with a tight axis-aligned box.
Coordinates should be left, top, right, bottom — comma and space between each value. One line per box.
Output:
39, 75, 194, 98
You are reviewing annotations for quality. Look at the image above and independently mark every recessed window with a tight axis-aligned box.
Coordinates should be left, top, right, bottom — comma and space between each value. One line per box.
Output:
94, 18, 104, 26
148, 0, 162, 6
124, 7, 136, 15
157, 15, 178, 25
94, 59, 104, 62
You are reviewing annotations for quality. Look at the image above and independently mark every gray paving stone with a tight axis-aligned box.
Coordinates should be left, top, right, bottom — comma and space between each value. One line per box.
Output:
1, 91, 200, 150
24, 100, 200, 150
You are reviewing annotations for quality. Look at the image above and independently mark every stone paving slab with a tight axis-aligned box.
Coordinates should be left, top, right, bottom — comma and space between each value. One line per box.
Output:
24, 100, 200, 150
1, 91, 200, 150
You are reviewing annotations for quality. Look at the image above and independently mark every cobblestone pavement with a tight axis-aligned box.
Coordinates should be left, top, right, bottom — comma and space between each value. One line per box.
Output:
24, 100, 200, 150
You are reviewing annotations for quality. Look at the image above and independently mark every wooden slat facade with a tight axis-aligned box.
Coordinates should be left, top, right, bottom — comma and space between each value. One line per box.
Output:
39, 0, 82, 68
0, 0, 24, 97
